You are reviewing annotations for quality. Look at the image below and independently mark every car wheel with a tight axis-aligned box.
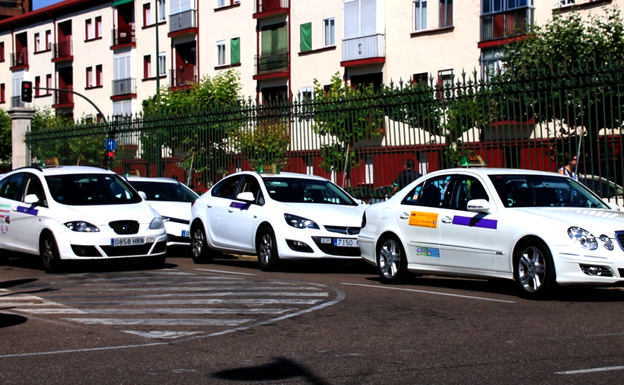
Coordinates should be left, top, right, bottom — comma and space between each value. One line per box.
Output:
191, 224, 213, 264
40, 232, 62, 274
513, 239, 557, 299
377, 235, 409, 284
257, 226, 279, 271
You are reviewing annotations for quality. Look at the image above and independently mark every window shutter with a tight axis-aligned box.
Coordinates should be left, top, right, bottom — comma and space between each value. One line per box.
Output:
344, 0, 359, 39
361, 0, 377, 35
231, 38, 240, 64
300, 23, 312, 52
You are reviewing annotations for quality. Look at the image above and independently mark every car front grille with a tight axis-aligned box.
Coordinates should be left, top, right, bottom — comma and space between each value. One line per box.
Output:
100, 240, 166, 257
619, 268, 624, 278
616, 231, 624, 251
109, 220, 139, 235
311, 236, 361, 257
324, 226, 361, 235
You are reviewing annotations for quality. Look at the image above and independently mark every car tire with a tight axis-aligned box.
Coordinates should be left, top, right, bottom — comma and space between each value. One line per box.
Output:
376, 235, 409, 284
513, 239, 557, 299
191, 224, 213, 264
40, 232, 62, 274
257, 226, 279, 272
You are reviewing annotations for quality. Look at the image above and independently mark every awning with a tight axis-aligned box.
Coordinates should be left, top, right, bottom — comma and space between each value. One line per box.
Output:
112, 0, 133, 7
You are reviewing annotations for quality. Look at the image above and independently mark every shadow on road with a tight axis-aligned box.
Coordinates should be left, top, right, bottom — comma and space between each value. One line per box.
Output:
213, 357, 329, 385
0, 313, 27, 329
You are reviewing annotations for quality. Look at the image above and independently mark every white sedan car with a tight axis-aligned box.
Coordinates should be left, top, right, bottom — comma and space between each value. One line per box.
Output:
0, 166, 167, 272
126, 176, 199, 246
358, 168, 624, 299
190, 171, 365, 271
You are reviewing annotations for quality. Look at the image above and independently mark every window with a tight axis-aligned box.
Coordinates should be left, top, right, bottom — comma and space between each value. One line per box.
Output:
300, 23, 312, 52
158, 0, 166, 21
86, 18, 93, 40
0, 42, 4, 62
144, 55, 152, 78
158, 52, 166, 76
86, 66, 93, 88
0, 84, 5, 103
114, 55, 130, 81
450, 177, 489, 211
95, 17, 102, 38
46, 74, 52, 94
413, 72, 428, 85
217, 0, 239, 7
113, 100, 132, 116
230, 37, 240, 65
344, 0, 378, 39
559, 0, 575, 5
480, 47, 504, 79
323, 18, 335, 46
144, 3, 152, 26
216, 40, 226, 65
96, 65, 103, 87
439, 0, 453, 28
34, 33, 41, 52
438, 69, 453, 89
35, 76, 41, 96
45, 30, 51, 50
301, 86, 313, 102
413, 0, 427, 31
211, 175, 240, 199
401, 174, 452, 207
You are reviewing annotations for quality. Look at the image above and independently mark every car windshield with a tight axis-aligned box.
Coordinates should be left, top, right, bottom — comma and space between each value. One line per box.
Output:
46, 173, 142, 205
489, 174, 609, 209
263, 177, 358, 206
130, 181, 197, 202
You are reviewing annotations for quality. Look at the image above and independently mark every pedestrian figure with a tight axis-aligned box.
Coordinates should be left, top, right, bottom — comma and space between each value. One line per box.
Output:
559, 155, 578, 181
393, 159, 422, 192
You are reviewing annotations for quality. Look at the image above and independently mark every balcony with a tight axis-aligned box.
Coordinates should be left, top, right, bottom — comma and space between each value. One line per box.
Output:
254, 49, 289, 80
53, 89, 74, 109
11, 96, 25, 108
481, 8, 534, 43
254, 0, 289, 19
341, 34, 385, 66
111, 27, 136, 49
170, 67, 198, 88
10, 50, 28, 69
112, 78, 136, 97
52, 41, 73, 62
169, 10, 197, 35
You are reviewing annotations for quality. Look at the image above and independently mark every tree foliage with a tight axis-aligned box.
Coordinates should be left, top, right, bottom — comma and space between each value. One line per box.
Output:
0, 109, 11, 171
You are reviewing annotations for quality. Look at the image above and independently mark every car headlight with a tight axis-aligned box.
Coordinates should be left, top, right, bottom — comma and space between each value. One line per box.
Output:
149, 217, 165, 230
284, 214, 319, 229
599, 235, 615, 251
568, 227, 598, 250
65, 221, 100, 232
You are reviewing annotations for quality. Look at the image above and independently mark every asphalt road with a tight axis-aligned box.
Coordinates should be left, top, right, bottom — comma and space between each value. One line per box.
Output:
1, 249, 624, 385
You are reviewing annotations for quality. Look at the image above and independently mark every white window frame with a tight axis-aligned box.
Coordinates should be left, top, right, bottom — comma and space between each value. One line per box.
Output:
144, 3, 153, 25
301, 86, 313, 103
86, 66, 93, 88
323, 18, 335, 46
216, 40, 226, 66
158, 0, 166, 21
343, 0, 379, 39
559, 0, 575, 5
86, 18, 94, 40
114, 54, 131, 81
158, 51, 167, 76
113, 100, 133, 117
34, 33, 41, 52
413, 0, 427, 32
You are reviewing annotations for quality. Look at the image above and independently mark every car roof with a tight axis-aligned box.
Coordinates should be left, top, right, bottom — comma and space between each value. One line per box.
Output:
126, 176, 182, 184
7, 165, 114, 177
430, 168, 565, 178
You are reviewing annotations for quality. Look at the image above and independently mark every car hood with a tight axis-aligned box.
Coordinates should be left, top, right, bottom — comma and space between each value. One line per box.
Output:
144, 201, 192, 221
516, 207, 624, 232
58, 202, 158, 225
277, 203, 365, 226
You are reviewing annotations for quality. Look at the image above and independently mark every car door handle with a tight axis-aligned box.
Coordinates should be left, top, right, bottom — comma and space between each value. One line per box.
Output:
399, 212, 409, 220
227, 208, 234, 213
206, 203, 213, 208
441, 216, 453, 224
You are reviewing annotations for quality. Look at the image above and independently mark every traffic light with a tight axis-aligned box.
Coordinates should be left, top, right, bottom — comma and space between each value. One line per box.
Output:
107, 150, 115, 158
21, 81, 33, 103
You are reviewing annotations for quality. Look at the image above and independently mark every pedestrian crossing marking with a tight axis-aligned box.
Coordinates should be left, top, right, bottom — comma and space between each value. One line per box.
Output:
123, 331, 204, 339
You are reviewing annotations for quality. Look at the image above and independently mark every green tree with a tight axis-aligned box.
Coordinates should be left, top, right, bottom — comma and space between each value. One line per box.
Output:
0, 109, 11, 171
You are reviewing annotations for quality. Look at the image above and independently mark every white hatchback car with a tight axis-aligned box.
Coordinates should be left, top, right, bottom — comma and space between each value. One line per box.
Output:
358, 168, 624, 299
0, 166, 167, 272
126, 176, 199, 246
189, 171, 365, 271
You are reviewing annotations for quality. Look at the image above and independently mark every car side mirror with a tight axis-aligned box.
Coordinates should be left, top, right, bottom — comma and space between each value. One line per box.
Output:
236, 191, 255, 202
24, 194, 40, 205
467, 199, 490, 213
138, 191, 147, 200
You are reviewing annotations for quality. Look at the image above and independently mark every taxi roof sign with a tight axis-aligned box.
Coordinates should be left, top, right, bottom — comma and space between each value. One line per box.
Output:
44, 157, 59, 167
459, 154, 487, 168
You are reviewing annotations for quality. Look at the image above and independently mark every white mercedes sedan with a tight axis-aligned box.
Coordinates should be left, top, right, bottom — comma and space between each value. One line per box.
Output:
189, 171, 365, 271
358, 168, 624, 299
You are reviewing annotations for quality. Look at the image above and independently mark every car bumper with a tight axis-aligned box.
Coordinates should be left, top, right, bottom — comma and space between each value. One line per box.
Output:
554, 246, 624, 286
276, 231, 361, 260
165, 221, 191, 246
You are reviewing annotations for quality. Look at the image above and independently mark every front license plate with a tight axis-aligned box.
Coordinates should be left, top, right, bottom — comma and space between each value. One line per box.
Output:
334, 238, 358, 247
181, 230, 190, 238
111, 237, 145, 246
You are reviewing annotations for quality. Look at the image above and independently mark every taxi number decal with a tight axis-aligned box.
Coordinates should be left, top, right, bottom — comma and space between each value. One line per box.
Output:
408, 212, 439, 228
16, 206, 39, 216
229, 202, 251, 211
416, 247, 440, 258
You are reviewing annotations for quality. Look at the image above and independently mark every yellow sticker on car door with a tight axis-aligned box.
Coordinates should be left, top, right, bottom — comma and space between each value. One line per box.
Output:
408, 211, 439, 228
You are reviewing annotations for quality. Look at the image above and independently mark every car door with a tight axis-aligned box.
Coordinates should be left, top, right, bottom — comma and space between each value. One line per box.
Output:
395, 174, 453, 267
0, 172, 28, 250
226, 175, 265, 252
13, 174, 50, 253
438, 175, 500, 271
205, 175, 242, 248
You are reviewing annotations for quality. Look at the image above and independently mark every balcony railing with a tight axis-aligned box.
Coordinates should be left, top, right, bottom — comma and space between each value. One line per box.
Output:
11, 96, 25, 108
111, 27, 135, 47
10, 50, 28, 67
255, 0, 289, 14
481, 8, 534, 42
112, 78, 136, 96
169, 9, 197, 33
54, 89, 74, 106
170, 67, 198, 87
255, 49, 289, 75
52, 40, 72, 60
342, 34, 385, 62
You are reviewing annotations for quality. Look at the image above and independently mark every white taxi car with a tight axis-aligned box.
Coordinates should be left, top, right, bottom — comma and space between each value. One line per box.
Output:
190, 171, 365, 271
358, 168, 624, 299
126, 176, 199, 246
0, 166, 167, 272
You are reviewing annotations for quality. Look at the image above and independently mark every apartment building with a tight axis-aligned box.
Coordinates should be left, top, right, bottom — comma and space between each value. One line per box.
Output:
0, 0, 617, 119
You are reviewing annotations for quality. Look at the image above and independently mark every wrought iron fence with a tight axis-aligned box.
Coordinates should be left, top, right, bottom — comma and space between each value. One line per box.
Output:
26, 63, 624, 204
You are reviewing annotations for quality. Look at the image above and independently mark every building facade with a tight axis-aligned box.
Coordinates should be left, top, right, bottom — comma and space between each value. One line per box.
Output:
0, 0, 618, 119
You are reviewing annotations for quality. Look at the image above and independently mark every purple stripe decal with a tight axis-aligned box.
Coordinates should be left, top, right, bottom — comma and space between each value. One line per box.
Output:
16, 206, 39, 216
452, 215, 497, 229
229, 202, 250, 211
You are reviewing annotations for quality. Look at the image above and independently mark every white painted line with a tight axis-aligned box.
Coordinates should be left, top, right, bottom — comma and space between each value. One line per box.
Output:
0, 300, 71, 307
67, 298, 324, 306
123, 331, 203, 339
194, 268, 257, 276
139, 291, 329, 298
341, 283, 516, 304
67, 286, 323, 293
73, 279, 244, 287
13, 308, 87, 314
148, 271, 196, 276
66, 318, 253, 326
556, 366, 624, 375
77, 308, 296, 315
